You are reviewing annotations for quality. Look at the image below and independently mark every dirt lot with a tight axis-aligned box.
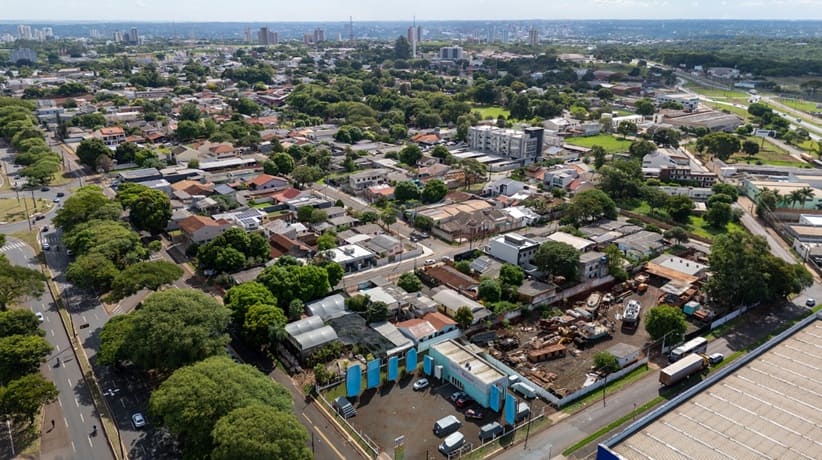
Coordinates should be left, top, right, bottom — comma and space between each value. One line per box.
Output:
345, 374, 546, 459
491, 285, 662, 394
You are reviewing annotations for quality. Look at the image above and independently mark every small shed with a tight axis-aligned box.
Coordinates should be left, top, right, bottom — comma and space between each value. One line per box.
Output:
606, 343, 641, 369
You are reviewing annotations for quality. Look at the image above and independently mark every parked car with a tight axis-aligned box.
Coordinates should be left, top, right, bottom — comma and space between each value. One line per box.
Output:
806, 298, 816, 307
708, 352, 725, 365
424, 259, 436, 266
56, 192, 65, 197
40, 186, 49, 192
449, 391, 466, 403
455, 395, 474, 408
465, 408, 483, 419
412, 378, 429, 391
35, 312, 44, 322
131, 412, 146, 428
53, 198, 60, 203
42, 242, 50, 250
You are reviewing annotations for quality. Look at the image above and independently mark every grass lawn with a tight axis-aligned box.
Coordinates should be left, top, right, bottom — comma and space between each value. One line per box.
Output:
703, 101, 751, 120
565, 134, 632, 153
777, 97, 821, 113
471, 105, 511, 120
0, 198, 52, 223
684, 83, 748, 100
688, 215, 744, 241
728, 136, 810, 168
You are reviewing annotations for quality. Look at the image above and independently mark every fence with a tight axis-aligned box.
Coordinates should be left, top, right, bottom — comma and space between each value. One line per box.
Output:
710, 301, 760, 330
316, 386, 381, 459
557, 358, 649, 408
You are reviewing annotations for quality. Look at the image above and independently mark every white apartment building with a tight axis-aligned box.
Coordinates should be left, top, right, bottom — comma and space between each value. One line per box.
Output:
467, 126, 544, 165
487, 232, 540, 267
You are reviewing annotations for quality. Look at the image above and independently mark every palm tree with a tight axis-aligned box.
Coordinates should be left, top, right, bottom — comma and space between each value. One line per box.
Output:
799, 186, 815, 208
788, 189, 804, 208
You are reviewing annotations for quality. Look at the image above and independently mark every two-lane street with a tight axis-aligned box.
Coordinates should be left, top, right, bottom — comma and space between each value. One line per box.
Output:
0, 237, 113, 460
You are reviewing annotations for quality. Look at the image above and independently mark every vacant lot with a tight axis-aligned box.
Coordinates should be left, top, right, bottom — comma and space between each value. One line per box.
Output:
565, 134, 632, 153
471, 105, 511, 120
777, 97, 822, 113
728, 136, 809, 168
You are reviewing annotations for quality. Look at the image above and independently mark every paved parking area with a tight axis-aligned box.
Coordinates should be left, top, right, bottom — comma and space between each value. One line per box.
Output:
349, 375, 505, 458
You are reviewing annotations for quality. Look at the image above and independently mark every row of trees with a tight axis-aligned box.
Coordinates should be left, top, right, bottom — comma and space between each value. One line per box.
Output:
0, 98, 61, 186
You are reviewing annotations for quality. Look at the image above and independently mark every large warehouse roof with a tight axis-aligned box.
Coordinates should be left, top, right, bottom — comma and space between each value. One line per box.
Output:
600, 312, 822, 460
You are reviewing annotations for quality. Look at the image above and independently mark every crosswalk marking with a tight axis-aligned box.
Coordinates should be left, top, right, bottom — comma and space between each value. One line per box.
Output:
0, 241, 26, 253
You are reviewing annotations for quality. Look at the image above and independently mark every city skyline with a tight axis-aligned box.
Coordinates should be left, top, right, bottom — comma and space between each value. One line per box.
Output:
4, 0, 822, 22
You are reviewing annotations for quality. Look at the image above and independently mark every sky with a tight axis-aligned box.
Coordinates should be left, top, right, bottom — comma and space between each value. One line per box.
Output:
5, 0, 822, 21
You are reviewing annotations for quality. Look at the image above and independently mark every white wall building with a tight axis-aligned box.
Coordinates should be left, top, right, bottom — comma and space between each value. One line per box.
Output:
487, 232, 540, 267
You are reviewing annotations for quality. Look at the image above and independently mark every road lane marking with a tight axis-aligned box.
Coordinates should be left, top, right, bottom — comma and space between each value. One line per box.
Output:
94, 312, 100, 321
71, 441, 76, 452
120, 399, 126, 408
67, 377, 72, 387
302, 413, 346, 460
64, 417, 68, 427
82, 315, 87, 323
80, 412, 84, 423
74, 398, 79, 407
56, 345, 60, 352
46, 316, 50, 323
88, 437, 92, 447
58, 398, 62, 408
50, 329, 55, 336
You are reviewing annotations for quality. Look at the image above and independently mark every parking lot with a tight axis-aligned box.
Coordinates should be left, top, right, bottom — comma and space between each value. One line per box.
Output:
345, 373, 543, 458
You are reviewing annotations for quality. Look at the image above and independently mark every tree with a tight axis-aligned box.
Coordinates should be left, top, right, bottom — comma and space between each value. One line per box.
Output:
149, 356, 292, 459
696, 132, 741, 161
175, 120, 201, 141
394, 181, 420, 202
179, 103, 202, 122
707, 193, 734, 208
593, 352, 620, 373
431, 145, 450, 161
54, 186, 122, 231
242, 304, 287, 349
98, 289, 230, 371
591, 145, 607, 169
706, 232, 811, 308
644, 187, 670, 213
271, 152, 294, 175
262, 159, 278, 175
756, 189, 779, 217
0, 334, 52, 385
508, 93, 530, 120
399, 144, 422, 166
397, 272, 422, 293
224, 282, 277, 324
455, 260, 472, 275
1, 374, 58, 423
644, 305, 687, 343
666, 195, 695, 224
345, 294, 370, 313
635, 98, 655, 116
0, 310, 40, 337
564, 189, 618, 225
454, 306, 474, 330
711, 183, 739, 201
499, 263, 525, 287
652, 128, 681, 148
291, 165, 323, 186
127, 188, 171, 234
628, 140, 655, 158
317, 231, 337, 251
0, 256, 46, 310
109, 261, 184, 300
534, 242, 579, 280
63, 219, 146, 269
421, 179, 448, 204
380, 207, 398, 232
413, 214, 434, 231
366, 301, 389, 323
603, 244, 629, 281
115, 142, 139, 164
617, 121, 638, 139
256, 263, 332, 310
663, 226, 689, 245
478, 279, 502, 303
705, 201, 732, 228
76, 138, 111, 169
461, 158, 487, 189
211, 405, 311, 460
742, 139, 760, 157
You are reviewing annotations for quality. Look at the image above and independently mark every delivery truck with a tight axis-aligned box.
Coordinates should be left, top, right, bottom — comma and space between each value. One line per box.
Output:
659, 353, 708, 386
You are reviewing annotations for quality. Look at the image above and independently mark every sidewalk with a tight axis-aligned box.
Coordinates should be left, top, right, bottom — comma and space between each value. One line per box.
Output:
40, 401, 72, 460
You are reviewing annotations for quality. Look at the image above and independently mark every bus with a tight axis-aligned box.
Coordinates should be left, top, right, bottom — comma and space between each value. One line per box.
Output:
668, 336, 708, 362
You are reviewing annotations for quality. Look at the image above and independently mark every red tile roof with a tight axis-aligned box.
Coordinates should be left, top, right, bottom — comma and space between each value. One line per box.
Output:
178, 215, 228, 235
250, 174, 279, 187
422, 312, 456, 331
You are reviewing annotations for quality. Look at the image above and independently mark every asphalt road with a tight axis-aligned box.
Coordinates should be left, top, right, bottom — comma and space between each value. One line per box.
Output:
0, 237, 113, 460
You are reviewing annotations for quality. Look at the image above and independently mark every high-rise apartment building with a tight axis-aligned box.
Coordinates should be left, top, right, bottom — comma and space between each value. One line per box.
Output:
17, 25, 32, 40
468, 126, 545, 165
314, 28, 325, 43
258, 27, 270, 45
439, 46, 464, 61
528, 27, 539, 47
130, 27, 139, 44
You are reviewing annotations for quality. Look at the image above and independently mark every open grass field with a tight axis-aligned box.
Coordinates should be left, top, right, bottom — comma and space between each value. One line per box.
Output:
777, 97, 822, 113
702, 101, 751, 120
0, 198, 52, 223
684, 83, 748, 100
565, 134, 632, 153
688, 215, 745, 241
728, 136, 810, 168
471, 105, 510, 120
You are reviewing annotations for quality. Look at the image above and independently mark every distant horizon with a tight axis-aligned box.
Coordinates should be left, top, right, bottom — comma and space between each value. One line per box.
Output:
5, 0, 822, 22
3, 18, 822, 24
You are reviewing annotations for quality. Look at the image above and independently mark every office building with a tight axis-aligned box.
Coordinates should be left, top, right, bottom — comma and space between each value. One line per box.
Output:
130, 27, 139, 44
258, 27, 270, 45
113, 31, 123, 43
314, 28, 325, 43
439, 46, 464, 61
528, 27, 539, 47
467, 126, 545, 165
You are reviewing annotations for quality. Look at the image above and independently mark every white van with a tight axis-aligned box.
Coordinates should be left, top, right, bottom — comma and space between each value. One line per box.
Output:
438, 431, 465, 455
479, 422, 504, 442
433, 415, 461, 437
511, 382, 537, 399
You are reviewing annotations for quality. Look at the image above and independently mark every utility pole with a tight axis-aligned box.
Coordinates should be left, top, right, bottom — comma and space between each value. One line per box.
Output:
6, 419, 14, 456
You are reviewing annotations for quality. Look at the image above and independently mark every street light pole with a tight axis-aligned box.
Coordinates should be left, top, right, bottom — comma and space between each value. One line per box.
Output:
6, 419, 14, 456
